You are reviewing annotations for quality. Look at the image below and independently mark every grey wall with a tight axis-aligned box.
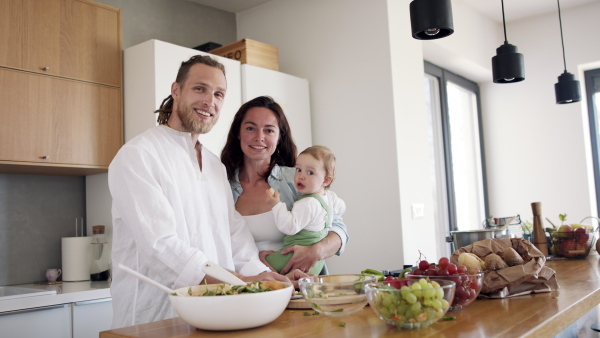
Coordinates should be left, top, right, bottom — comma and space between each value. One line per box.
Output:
0, 0, 236, 285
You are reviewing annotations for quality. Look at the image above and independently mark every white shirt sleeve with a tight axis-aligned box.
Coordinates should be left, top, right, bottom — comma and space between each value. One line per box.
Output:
271, 198, 327, 235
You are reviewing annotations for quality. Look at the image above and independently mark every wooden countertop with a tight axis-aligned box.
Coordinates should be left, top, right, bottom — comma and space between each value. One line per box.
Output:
101, 253, 600, 337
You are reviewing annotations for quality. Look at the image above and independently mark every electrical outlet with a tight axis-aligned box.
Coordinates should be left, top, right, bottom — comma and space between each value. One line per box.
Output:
412, 204, 425, 219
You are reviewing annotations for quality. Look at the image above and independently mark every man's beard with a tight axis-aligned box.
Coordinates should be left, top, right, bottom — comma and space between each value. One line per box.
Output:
175, 106, 218, 134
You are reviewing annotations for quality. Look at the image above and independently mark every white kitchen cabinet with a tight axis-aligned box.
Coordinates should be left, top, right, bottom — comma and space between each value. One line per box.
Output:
0, 304, 72, 338
0, 298, 112, 338
72, 298, 113, 338
241, 64, 313, 152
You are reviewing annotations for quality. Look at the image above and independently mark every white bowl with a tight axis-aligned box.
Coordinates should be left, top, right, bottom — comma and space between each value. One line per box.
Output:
169, 282, 293, 330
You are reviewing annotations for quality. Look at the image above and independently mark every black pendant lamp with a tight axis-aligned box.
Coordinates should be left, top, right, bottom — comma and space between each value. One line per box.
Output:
554, 0, 581, 104
492, 0, 525, 83
410, 0, 454, 40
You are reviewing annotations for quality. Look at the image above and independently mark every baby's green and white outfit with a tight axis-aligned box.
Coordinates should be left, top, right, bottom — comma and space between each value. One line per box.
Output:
266, 190, 346, 274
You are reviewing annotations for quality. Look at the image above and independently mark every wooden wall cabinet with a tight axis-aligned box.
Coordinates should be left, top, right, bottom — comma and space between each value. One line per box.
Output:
0, 0, 123, 176
0, 0, 121, 86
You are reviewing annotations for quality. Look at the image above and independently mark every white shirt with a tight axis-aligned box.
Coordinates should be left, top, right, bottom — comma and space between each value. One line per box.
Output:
243, 211, 285, 251
271, 191, 346, 235
108, 126, 268, 328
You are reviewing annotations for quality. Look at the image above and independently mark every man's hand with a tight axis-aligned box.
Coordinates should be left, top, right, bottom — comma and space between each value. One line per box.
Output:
280, 244, 321, 274
241, 271, 290, 284
284, 269, 313, 289
259, 250, 276, 272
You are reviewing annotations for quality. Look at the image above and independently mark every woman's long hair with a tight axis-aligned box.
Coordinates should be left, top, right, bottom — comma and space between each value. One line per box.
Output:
221, 96, 297, 181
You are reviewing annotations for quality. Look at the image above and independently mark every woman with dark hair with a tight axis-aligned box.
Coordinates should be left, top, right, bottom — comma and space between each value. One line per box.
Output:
221, 96, 349, 274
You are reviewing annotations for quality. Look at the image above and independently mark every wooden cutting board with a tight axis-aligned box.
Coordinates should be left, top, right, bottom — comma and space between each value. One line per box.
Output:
287, 298, 312, 309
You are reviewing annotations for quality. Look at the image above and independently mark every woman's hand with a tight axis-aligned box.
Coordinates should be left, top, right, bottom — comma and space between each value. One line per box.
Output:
259, 250, 277, 272
280, 244, 321, 274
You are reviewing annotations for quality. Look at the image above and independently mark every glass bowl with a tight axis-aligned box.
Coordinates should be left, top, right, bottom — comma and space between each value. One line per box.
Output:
550, 228, 596, 258
365, 278, 455, 330
406, 272, 484, 311
298, 274, 377, 316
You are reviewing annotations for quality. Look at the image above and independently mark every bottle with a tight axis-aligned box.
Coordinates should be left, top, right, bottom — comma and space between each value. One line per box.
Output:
90, 225, 110, 281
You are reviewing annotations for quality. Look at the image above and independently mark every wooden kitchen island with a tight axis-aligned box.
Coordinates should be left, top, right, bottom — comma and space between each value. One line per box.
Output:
101, 253, 600, 337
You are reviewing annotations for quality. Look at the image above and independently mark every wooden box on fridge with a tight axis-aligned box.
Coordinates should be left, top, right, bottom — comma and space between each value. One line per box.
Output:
209, 39, 278, 71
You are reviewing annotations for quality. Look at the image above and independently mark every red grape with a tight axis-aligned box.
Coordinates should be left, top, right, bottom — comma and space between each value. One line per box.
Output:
436, 268, 450, 276
418, 260, 430, 271
446, 263, 457, 275
438, 257, 450, 269
457, 265, 468, 274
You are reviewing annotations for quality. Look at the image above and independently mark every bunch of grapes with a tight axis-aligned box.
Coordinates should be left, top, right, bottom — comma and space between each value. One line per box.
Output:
408, 256, 483, 310
368, 278, 451, 329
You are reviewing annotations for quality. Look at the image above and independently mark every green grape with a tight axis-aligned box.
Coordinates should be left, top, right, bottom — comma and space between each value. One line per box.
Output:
431, 299, 442, 310
405, 308, 414, 319
382, 295, 394, 309
404, 292, 417, 304
397, 301, 409, 314
430, 280, 440, 288
411, 301, 422, 313
440, 298, 450, 309
418, 278, 429, 288
435, 287, 444, 299
423, 298, 432, 307
379, 306, 391, 318
423, 288, 436, 298
410, 283, 422, 297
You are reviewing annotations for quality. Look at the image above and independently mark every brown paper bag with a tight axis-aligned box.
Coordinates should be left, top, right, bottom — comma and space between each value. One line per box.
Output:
450, 237, 559, 298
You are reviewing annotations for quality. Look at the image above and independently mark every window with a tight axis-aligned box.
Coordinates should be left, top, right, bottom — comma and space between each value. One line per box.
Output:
424, 62, 489, 256
585, 68, 600, 215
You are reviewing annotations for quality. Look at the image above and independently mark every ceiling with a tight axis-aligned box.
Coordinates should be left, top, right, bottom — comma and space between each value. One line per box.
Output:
188, 0, 597, 23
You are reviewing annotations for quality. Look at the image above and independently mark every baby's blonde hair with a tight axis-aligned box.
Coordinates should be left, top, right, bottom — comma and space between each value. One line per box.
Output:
299, 145, 336, 189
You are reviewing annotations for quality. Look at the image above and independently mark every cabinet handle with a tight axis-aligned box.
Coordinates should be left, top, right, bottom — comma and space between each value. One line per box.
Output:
0, 304, 66, 316
42, 66, 50, 71
39, 155, 49, 160
74, 298, 112, 306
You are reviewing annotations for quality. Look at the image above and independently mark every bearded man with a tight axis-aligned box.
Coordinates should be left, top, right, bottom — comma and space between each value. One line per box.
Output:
108, 55, 294, 328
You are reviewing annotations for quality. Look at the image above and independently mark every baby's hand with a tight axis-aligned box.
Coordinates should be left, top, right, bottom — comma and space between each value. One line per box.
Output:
265, 188, 280, 208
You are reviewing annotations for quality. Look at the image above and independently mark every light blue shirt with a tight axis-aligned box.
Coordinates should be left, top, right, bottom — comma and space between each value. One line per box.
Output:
230, 165, 349, 255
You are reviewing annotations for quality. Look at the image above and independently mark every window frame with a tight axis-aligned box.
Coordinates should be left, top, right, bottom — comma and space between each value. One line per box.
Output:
424, 61, 489, 233
585, 68, 600, 216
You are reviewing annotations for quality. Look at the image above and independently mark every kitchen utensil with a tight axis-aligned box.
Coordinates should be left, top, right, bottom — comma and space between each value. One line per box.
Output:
62, 217, 92, 282
118, 264, 176, 294
531, 202, 549, 256
446, 228, 509, 250
118, 263, 294, 330
483, 214, 521, 228
201, 261, 245, 285
298, 274, 377, 316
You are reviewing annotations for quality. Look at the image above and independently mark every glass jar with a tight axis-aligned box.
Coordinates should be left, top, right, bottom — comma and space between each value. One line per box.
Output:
90, 225, 110, 281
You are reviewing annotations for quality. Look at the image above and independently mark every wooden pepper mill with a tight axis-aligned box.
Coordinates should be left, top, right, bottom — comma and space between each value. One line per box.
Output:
531, 202, 549, 256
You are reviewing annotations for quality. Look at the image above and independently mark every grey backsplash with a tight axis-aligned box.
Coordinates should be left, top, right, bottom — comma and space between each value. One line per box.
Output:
0, 174, 86, 285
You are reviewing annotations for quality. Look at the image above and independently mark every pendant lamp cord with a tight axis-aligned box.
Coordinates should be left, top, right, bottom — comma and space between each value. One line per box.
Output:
501, 0, 508, 43
557, 0, 567, 72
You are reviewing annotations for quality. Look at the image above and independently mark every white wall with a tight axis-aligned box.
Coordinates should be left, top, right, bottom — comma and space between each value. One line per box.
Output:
480, 3, 600, 225
237, 0, 600, 272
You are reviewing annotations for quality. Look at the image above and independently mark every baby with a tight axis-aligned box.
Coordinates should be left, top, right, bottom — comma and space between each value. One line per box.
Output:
264, 145, 346, 274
